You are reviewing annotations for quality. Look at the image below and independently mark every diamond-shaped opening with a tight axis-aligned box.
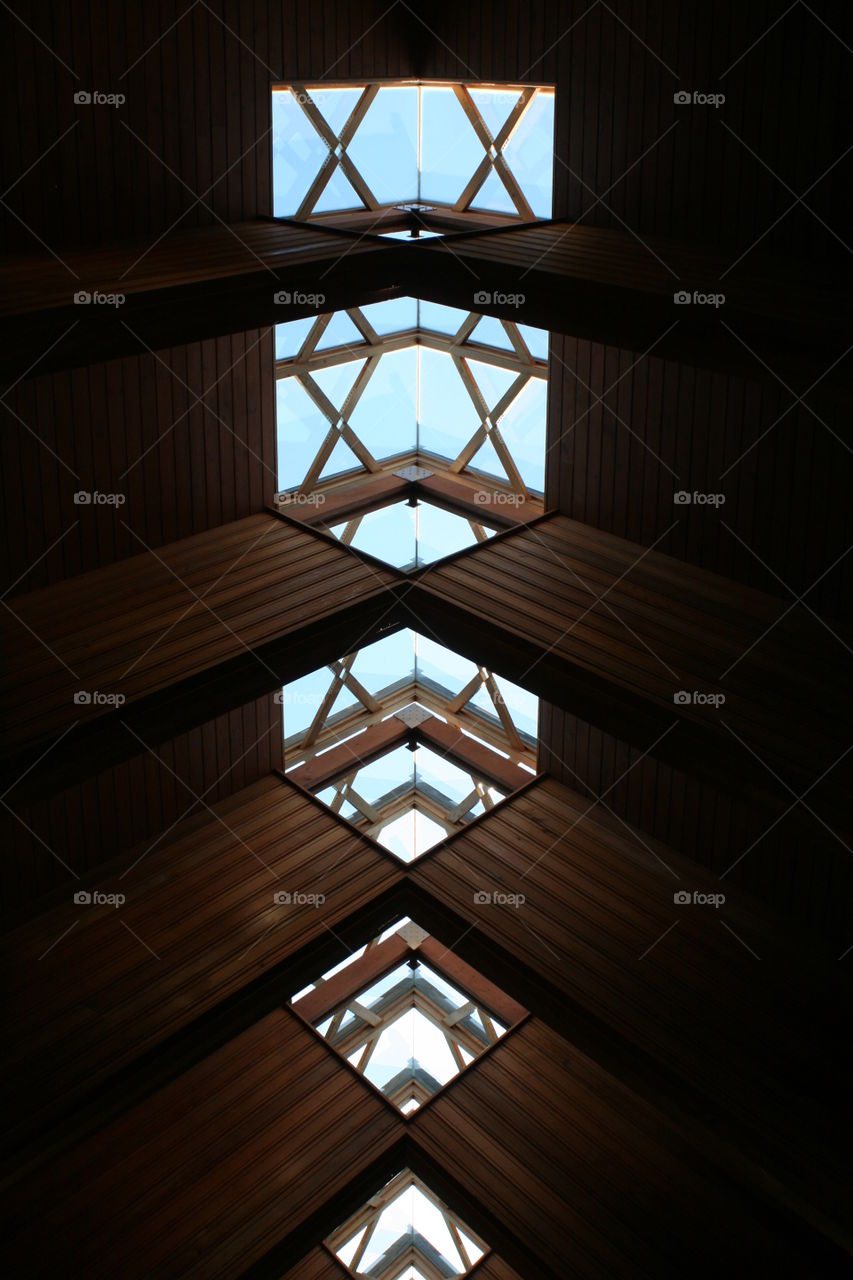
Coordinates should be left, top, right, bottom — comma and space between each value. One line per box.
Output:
327, 1166, 489, 1275
324, 498, 496, 571
281, 629, 538, 858
293, 918, 524, 1114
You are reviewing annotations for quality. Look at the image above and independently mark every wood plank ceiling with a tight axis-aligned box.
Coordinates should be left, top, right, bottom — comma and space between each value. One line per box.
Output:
1, 2, 851, 1277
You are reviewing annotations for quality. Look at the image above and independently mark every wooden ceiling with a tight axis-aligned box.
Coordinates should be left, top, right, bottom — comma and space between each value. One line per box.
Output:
1, 2, 851, 1276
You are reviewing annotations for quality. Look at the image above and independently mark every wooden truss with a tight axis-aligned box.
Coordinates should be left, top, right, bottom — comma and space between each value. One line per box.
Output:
297, 921, 510, 1116
278, 80, 552, 222
275, 303, 548, 524
284, 641, 537, 846
326, 1164, 489, 1276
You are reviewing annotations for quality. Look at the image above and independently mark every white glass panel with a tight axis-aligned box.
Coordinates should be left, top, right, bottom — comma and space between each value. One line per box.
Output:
467, 86, 523, 139
275, 316, 316, 360
271, 89, 328, 215
358, 296, 419, 335
347, 348, 418, 459
417, 348, 481, 460
276, 377, 330, 491
470, 164, 518, 215
420, 86, 483, 204
308, 86, 363, 137
315, 311, 365, 351
502, 90, 555, 217
495, 376, 547, 492
313, 165, 361, 213
469, 315, 515, 352
517, 321, 549, 360
418, 300, 469, 335
347, 86, 419, 203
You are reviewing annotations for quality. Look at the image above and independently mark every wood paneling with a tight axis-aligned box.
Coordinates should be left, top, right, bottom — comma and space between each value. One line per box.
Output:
545, 332, 853, 615
413, 513, 853, 795
412, 778, 852, 1251
538, 699, 853, 944
5, 1009, 402, 1279
420, 0, 853, 262
1, 774, 402, 1146
0, 513, 397, 755
1, 330, 276, 589
413, 1019, 846, 1276
0, 0, 416, 250
2, 691, 282, 920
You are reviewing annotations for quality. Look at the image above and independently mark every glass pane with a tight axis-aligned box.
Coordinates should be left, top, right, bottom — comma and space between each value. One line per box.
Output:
470, 164, 518, 215
517, 322, 549, 361
280, 665, 353, 741
347, 348, 418, 459
313, 165, 361, 214
271, 89, 328, 215
502, 90, 555, 217
466, 433, 507, 484
276, 377, 330, 490
343, 503, 417, 569
495, 376, 547, 492
314, 311, 365, 352
468, 87, 523, 139
417, 348, 481, 460
416, 962, 468, 1009
358, 296, 419, 335
308, 86, 363, 137
357, 963, 413, 1009
377, 809, 448, 861
414, 502, 480, 566
418, 300, 469, 335
351, 745, 415, 804
420, 86, 484, 204
275, 316, 316, 360
318, 435, 362, 481
348, 629, 415, 696
469, 315, 516, 352
414, 633, 479, 697
311, 357, 365, 410
414, 746, 474, 807
466, 358, 518, 411
347, 86, 419, 203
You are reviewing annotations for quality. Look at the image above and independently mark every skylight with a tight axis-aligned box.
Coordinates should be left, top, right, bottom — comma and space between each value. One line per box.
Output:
325, 500, 496, 571
328, 1168, 488, 1277
281, 629, 538, 859
272, 81, 554, 221
274, 298, 548, 500
293, 918, 519, 1113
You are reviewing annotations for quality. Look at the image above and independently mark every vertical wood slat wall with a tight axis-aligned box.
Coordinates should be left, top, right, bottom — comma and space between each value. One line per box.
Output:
0, 331, 277, 590
2, 692, 283, 918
